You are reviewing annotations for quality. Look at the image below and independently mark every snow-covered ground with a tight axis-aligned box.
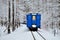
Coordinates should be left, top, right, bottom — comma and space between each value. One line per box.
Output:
0, 24, 34, 40
0, 24, 60, 40
38, 29, 60, 40
0, 25, 7, 37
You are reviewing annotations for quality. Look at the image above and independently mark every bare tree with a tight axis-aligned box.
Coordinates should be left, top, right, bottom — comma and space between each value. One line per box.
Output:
12, 0, 15, 31
8, 1, 11, 34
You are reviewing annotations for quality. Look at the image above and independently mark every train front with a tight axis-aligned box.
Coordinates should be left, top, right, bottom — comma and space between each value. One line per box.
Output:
26, 13, 41, 31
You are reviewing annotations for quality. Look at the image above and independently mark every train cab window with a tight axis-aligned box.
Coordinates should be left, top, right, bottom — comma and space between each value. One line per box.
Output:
32, 16, 36, 20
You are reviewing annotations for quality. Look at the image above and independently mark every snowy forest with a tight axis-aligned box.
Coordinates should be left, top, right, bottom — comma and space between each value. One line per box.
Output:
0, 0, 60, 40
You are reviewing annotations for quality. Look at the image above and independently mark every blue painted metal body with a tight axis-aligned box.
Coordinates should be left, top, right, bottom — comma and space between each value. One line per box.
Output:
26, 13, 41, 28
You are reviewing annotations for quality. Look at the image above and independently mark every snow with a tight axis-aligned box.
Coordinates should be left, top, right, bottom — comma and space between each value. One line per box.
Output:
0, 24, 34, 40
0, 24, 60, 40
0, 25, 7, 37
38, 29, 60, 40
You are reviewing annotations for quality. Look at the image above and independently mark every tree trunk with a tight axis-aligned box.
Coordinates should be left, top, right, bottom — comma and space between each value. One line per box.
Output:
8, 1, 10, 34
12, 0, 15, 31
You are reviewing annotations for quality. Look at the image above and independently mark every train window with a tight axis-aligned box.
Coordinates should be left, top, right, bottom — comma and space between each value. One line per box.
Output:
32, 16, 36, 20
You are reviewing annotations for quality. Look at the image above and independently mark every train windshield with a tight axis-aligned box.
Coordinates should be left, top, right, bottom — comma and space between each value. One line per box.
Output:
32, 16, 36, 20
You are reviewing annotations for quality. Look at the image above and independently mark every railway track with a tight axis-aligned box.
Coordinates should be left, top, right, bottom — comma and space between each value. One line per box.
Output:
36, 31, 46, 40
31, 31, 46, 40
31, 31, 36, 40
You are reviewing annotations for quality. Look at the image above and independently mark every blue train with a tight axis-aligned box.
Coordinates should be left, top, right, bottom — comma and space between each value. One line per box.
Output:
26, 13, 41, 31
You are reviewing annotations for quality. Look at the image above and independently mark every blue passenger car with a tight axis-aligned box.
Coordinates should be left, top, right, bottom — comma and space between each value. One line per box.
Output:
26, 13, 41, 31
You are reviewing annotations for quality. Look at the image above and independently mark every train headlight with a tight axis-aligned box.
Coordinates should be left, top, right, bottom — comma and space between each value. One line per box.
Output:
32, 25, 36, 28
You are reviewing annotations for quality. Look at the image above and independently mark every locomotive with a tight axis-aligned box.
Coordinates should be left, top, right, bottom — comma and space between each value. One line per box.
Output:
26, 13, 41, 31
